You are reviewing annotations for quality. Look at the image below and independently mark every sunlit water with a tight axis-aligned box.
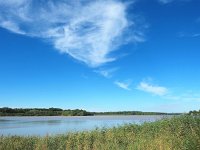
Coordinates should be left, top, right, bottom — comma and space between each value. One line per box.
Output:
0, 115, 170, 136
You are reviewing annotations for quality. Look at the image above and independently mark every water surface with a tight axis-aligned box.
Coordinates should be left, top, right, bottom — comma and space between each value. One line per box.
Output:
0, 115, 169, 136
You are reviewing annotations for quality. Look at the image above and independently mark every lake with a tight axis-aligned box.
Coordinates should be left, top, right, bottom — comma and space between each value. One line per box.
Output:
0, 115, 170, 136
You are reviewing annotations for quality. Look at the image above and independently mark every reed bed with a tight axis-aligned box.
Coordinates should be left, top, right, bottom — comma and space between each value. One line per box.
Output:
0, 115, 199, 150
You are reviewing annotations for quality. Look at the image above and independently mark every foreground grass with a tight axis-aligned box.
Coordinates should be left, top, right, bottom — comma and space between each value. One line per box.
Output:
0, 115, 199, 150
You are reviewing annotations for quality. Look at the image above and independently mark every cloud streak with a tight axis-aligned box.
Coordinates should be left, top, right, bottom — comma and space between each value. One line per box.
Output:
158, 0, 174, 4
158, 0, 192, 4
137, 80, 200, 102
0, 0, 143, 67
164, 92, 200, 102
94, 67, 118, 78
137, 81, 168, 96
114, 80, 131, 91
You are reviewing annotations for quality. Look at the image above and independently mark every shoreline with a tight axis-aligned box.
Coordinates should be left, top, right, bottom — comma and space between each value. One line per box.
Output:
0, 115, 199, 150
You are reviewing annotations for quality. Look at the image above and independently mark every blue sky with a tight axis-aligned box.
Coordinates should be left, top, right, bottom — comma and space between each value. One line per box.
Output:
0, 0, 200, 112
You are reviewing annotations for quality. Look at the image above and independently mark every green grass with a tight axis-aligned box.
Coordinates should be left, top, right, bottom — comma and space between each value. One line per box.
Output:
0, 115, 199, 150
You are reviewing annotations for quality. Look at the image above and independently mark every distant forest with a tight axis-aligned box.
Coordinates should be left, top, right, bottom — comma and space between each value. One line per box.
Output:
0, 107, 92, 116
0, 107, 185, 116
188, 110, 200, 115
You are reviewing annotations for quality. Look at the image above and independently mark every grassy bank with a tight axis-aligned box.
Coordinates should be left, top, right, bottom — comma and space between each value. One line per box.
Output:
0, 115, 199, 150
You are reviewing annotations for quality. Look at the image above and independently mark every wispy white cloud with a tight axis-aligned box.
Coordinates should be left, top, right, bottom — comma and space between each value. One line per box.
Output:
192, 33, 200, 37
137, 81, 168, 96
136, 79, 200, 102
158, 0, 191, 4
0, 20, 25, 34
114, 80, 131, 91
94, 67, 118, 78
0, 0, 28, 6
0, 0, 144, 67
178, 32, 200, 38
164, 92, 200, 102
158, 0, 174, 4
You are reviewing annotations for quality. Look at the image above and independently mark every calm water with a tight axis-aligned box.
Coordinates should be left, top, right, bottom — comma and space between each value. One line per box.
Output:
0, 115, 169, 136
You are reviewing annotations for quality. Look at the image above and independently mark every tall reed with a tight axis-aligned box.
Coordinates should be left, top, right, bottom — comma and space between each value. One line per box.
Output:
0, 115, 199, 150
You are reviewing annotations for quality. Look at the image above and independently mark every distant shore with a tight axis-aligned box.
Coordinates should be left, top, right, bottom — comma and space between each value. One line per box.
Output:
0, 107, 181, 116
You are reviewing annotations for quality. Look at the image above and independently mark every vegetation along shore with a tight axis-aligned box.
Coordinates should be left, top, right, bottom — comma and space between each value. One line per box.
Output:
0, 107, 182, 116
0, 115, 199, 150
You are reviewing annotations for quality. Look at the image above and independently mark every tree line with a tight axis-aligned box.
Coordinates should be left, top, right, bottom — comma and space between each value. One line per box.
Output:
188, 109, 200, 115
92, 111, 179, 115
0, 107, 93, 116
0, 107, 183, 116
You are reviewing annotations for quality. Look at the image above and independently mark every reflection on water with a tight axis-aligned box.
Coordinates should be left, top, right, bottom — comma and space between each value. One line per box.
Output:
0, 115, 170, 136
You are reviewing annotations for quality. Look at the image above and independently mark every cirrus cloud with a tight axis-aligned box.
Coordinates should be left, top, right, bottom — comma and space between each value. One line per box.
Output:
137, 81, 168, 96
0, 0, 144, 67
158, 0, 174, 4
114, 80, 132, 91
158, 0, 192, 4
